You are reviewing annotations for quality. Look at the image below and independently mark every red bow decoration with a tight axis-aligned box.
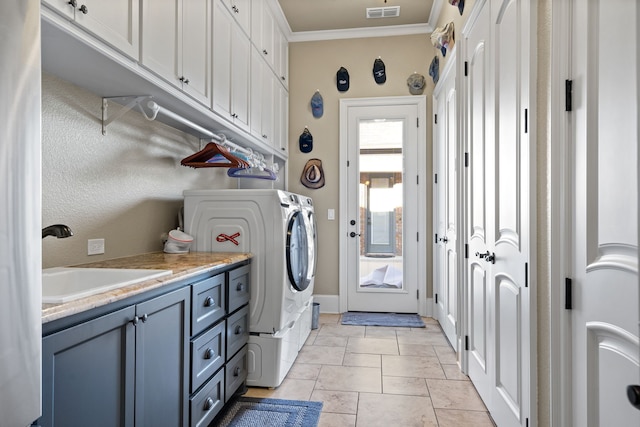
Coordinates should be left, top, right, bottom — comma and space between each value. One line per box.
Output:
216, 232, 240, 246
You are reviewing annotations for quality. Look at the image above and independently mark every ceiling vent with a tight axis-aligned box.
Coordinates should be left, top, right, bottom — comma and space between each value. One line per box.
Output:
366, 6, 401, 19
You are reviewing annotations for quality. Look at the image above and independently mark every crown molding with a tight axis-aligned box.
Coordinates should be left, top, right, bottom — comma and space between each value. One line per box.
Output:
271, 0, 443, 43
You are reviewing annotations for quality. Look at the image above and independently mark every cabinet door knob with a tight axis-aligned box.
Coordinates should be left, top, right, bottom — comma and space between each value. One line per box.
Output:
234, 325, 244, 335
204, 348, 215, 359
232, 5, 239, 13
68, 0, 77, 7
140, 313, 148, 323
79, 4, 88, 14
131, 315, 139, 326
203, 397, 214, 410
263, 49, 268, 55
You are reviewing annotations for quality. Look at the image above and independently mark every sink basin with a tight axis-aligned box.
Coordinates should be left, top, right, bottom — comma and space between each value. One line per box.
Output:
42, 267, 173, 304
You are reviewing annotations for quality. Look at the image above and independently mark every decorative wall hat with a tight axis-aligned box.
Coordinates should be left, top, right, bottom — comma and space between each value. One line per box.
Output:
430, 22, 455, 56
429, 56, 440, 84
373, 58, 386, 84
301, 158, 325, 189
448, 0, 465, 15
299, 127, 313, 153
337, 67, 350, 92
407, 73, 426, 95
310, 90, 323, 118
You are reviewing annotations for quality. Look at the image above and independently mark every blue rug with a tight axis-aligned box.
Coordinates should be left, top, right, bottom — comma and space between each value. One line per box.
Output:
214, 397, 323, 427
341, 312, 425, 328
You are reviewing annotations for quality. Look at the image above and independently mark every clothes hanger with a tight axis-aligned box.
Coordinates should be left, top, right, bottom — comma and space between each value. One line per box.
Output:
180, 142, 250, 168
227, 166, 277, 181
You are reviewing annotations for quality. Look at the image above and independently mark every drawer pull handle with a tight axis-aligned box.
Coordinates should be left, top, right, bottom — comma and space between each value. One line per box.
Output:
236, 283, 245, 292
204, 296, 215, 307
203, 397, 214, 411
234, 325, 244, 335
233, 366, 241, 377
204, 348, 215, 359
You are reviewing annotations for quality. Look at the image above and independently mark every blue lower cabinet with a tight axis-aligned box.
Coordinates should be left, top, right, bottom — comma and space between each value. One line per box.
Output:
225, 345, 248, 403
189, 368, 225, 427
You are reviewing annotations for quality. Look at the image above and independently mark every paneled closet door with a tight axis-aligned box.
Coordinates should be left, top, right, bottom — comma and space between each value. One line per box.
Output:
464, 1, 532, 426
569, 1, 640, 425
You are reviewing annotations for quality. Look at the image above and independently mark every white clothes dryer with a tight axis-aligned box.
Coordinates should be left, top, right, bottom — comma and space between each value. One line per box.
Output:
183, 189, 316, 387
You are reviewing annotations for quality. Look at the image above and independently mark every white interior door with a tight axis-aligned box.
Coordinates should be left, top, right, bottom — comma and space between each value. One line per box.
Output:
464, 1, 532, 426
340, 97, 426, 314
433, 52, 458, 349
569, 0, 640, 424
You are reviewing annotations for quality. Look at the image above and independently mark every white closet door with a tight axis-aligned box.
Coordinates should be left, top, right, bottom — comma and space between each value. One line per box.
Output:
570, 0, 640, 425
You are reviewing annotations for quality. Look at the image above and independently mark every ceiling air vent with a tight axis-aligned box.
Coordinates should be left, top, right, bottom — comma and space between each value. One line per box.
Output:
366, 6, 400, 19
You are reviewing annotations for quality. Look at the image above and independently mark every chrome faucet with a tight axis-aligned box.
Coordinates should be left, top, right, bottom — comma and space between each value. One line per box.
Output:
42, 224, 74, 239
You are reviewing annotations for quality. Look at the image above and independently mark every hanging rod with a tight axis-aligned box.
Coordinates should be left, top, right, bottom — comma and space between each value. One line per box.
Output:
101, 96, 277, 172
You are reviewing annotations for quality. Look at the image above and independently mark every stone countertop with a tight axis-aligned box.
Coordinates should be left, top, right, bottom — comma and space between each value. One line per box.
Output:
42, 251, 252, 324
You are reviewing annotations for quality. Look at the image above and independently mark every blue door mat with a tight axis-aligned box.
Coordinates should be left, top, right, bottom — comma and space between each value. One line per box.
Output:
341, 312, 425, 328
214, 397, 323, 427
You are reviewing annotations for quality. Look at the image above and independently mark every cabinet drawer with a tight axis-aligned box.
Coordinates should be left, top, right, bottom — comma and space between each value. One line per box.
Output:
192, 274, 226, 336
228, 264, 250, 313
190, 321, 225, 393
189, 368, 224, 427
226, 305, 249, 360
225, 345, 248, 402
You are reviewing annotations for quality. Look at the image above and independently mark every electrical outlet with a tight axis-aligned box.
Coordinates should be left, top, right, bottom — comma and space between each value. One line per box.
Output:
88, 238, 105, 255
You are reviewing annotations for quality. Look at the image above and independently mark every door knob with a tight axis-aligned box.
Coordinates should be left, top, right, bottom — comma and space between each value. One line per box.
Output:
350, 220, 356, 225
628, 385, 640, 410
350, 232, 361, 238
439, 236, 448, 243
476, 251, 496, 264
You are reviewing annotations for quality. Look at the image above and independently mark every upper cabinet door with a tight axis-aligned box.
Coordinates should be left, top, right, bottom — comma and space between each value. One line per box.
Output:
141, 0, 182, 86
43, 0, 140, 60
182, 0, 212, 106
220, 0, 250, 36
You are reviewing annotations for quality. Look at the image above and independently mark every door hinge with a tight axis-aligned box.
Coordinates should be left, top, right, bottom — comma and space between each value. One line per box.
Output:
465, 335, 469, 350
347, 160, 350, 167
524, 108, 528, 133
465, 243, 469, 259
416, 232, 419, 242
417, 175, 419, 185
417, 289, 419, 300
417, 117, 419, 127
464, 152, 469, 167
435, 233, 438, 244
565, 278, 572, 309
435, 293, 438, 304
565, 79, 573, 112
526, 418, 529, 427
464, 61, 468, 76
434, 114, 438, 124
525, 262, 529, 287
434, 173, 438, 184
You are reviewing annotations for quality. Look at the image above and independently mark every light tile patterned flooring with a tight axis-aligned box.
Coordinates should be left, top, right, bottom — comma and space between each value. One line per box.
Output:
244, 314, 495, 427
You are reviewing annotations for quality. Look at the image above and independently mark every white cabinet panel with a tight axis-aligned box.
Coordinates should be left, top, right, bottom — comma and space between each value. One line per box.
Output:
220, 0, 250, 36
43, 0, 140, 59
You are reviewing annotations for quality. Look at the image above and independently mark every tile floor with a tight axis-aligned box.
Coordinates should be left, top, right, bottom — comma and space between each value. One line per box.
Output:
244, 314, 495, 427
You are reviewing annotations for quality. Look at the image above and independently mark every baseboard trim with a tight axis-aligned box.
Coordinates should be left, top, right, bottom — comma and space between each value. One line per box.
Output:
312, 294, 434, 317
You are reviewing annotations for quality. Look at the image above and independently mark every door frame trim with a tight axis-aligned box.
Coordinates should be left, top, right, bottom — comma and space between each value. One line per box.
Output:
549, 0, 573, 425
338, 96, 428, 315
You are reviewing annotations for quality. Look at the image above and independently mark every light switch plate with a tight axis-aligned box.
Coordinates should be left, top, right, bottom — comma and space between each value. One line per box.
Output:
88, 238, 105, 255
328, 209, 335, 220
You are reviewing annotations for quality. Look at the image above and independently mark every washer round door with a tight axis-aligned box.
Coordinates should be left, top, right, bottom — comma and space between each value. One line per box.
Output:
286, 210, 310, 292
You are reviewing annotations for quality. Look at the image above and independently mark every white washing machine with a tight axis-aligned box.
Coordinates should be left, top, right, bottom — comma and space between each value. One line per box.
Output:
183, 189, 316, 387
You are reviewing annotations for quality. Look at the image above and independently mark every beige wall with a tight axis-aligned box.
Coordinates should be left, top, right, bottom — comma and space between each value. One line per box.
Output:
41, 73, 235, 268
287, 34, 435, 298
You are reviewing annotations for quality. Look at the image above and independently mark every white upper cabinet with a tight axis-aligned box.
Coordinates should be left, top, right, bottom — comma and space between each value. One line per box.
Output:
220, 0, 251, 36
250, 48, 274, 147
251, 0, 288, 88
141, 0, 211, 106
213, 0, 250, 131
42, 0, 140, 59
